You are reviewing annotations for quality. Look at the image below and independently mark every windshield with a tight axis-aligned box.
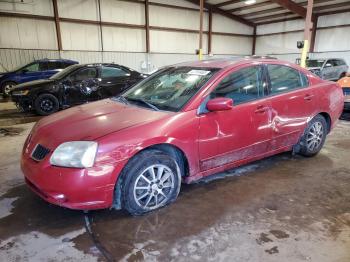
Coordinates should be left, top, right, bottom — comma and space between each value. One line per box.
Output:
306, 60, 325, 68
122, 67, 219, 112
49, 64, 82, 80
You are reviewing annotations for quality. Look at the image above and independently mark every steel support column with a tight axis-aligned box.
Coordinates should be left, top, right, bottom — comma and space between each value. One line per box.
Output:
145, 0, 150, 53
208, 8, 212, 55
300, 0, 314, 68
198, 0, 204, 60
252, 26, 257, 55
52, 0, 62, 51
310, 14, 318, 53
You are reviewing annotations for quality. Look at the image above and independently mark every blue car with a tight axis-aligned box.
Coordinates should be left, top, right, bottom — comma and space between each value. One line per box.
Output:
0, 59, 78, 96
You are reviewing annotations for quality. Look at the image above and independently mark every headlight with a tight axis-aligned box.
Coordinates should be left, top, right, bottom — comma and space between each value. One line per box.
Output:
50, 141, 98, 168
12, 90, 29, 95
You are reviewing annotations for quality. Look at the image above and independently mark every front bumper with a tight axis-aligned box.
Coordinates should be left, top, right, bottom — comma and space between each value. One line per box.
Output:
11, 94, 32, 111
21, 150, 124, 210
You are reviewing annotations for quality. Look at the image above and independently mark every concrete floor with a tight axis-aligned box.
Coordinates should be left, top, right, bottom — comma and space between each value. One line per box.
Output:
0, 99, 350, 262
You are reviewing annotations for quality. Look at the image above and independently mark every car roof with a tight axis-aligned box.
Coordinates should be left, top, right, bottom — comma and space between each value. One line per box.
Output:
173, 57, 288, 69
35, 58, 78, 63
78, 63, 130, 68
308, 58, 344, 61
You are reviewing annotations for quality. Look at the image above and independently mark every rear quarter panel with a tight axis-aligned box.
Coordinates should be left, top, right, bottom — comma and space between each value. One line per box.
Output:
310, 76, 344, 130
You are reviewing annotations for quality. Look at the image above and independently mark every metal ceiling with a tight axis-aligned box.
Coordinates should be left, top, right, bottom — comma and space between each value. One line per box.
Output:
201, 0, 350, 25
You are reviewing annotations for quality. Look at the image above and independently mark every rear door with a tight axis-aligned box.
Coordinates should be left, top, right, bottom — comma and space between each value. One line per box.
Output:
265, 63, 314, 150
99, 65, 135, 98
43, 61, 64, 78
198, 64, 272, 171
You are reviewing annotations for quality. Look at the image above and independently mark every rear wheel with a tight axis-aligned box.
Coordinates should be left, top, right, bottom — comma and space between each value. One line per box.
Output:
299, 115, 327, 157
34, 93, 59, 116
1, 81, 17, 96
121, 150, 181, 215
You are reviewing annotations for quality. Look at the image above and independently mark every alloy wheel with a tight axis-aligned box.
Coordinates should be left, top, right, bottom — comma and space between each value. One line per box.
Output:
40, 99, 54, 112
4, 83, 14, 95
133, 164, 175, 210
306, 121, 324, 152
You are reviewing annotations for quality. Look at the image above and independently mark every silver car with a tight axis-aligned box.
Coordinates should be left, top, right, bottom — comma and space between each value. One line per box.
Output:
306, 58, 348, 81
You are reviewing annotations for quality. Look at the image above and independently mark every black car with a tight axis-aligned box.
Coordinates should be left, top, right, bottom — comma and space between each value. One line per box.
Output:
11, 63, 146, 115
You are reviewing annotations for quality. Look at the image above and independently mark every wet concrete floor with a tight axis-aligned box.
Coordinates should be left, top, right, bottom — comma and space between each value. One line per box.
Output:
0, 100, 350, 261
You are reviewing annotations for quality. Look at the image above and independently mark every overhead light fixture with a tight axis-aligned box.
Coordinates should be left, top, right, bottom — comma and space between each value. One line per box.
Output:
245, 0, 256, 5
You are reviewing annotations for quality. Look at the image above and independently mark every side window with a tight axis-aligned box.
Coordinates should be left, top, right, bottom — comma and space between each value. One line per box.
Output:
39, 62, 48, 71
267, 65, 308, 95
48, 61, 64, 70
23, 62, 40, 72
101, 66, 130, 78
211, 66, 264, 105
327, 60, 336, 67
335, 59, 345, 66
70, 68, 97, 82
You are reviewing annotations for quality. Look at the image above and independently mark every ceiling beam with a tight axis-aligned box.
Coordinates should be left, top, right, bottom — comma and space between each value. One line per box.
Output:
251, 12, 295, 22
314, 1, 350, 12
252, 1, 350, 23
269, 0, 306, 18
184, 0, 254, 26
243, 0, 331, 18
214, 0, 241, 8
227, 1, 272, 13
256, 16, 301, 25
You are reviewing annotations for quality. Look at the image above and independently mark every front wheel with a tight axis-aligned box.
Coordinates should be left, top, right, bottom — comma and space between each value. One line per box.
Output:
34, 93, 59, 116
121, 150, 181, 215
1, 81, 17, 96
299, 115, 327, 157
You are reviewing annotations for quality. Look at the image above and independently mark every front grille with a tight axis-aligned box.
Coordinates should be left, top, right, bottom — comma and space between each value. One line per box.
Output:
31, 144, 50, 161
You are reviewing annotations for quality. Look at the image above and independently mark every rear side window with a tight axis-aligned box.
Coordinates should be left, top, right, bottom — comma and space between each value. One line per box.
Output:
101, 66, 130, 78
335, 59, 346, 66
211, 66, 264, 105
47, 61, 65, 70
267, 65, 308, 95
70, 67, 97, 81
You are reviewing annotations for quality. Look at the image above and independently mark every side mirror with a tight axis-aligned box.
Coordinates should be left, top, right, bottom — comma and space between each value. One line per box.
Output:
325, 63, 332, 68
206, 97, 233, 112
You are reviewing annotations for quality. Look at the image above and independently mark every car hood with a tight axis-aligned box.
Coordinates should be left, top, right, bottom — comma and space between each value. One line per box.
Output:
31, 99, 172, 148
12, 79, 55, 91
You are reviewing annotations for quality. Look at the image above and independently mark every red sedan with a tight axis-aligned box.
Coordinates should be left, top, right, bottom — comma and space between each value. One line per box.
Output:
21, 58, 344, 215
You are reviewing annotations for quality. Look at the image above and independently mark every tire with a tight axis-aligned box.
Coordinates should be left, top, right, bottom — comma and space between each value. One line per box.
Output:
299, 115, 327, 157
121, 149, 182, 215
34, 93, 59, 116
1, 81, 17, 96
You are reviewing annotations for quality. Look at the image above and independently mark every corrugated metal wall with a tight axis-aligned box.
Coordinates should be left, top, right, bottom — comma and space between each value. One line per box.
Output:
255, 12, 350, 65
0, 0, 253, 72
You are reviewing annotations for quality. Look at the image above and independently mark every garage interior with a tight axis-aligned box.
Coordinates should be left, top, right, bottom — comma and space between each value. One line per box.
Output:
0, 0, 350, 261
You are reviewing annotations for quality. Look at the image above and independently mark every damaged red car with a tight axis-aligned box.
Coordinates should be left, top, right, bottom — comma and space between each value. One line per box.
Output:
21, 58, 344, 215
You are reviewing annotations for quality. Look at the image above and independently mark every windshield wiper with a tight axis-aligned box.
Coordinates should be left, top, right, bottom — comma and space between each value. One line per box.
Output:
112, 95, 129, 105
127, 98, 160, 111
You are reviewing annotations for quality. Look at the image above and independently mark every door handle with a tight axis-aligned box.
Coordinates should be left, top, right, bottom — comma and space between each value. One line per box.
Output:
304, 94, 314, 101
255, 105, 268, 114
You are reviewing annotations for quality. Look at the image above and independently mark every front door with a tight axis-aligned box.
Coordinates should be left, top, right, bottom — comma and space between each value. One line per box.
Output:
16, 62, 45, 83
265, 63, 315, 150
63, 66, 99, 106
198, 64, 272, 172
